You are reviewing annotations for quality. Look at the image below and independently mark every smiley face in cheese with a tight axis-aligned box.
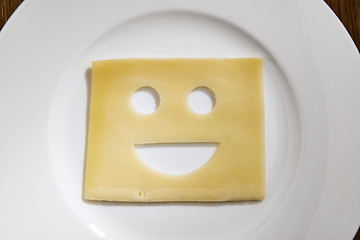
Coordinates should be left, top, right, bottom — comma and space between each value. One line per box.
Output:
84, 58, 265, 202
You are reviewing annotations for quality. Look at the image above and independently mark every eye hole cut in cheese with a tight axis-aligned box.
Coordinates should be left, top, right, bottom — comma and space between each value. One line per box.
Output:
188, 87, 216, 114
84, 58, 265, 202
132, 87, 160, 114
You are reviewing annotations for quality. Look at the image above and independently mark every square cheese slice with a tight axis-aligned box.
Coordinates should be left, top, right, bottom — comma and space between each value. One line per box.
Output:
84, 58, 265, 202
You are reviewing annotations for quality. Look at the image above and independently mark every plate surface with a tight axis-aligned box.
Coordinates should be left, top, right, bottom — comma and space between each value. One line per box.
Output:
0, 0, 359, 239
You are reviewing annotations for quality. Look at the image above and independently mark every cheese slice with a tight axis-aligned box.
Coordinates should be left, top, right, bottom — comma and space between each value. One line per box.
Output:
84, 58, 265, 202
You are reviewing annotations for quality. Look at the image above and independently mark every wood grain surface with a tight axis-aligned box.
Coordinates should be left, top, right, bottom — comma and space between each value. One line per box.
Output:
0, 0, 359, 239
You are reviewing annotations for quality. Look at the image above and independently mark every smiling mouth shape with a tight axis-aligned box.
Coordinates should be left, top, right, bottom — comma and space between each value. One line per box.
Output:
135, 143, 218, 175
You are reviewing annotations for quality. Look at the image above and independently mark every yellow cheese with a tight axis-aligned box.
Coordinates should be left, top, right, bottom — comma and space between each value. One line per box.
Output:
84, 58, 265, 202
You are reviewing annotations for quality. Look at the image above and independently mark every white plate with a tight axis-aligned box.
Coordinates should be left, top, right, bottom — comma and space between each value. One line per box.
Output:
0, 0, 359, 239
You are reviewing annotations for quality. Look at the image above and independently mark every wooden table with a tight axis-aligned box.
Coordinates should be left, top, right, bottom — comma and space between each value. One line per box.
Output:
1, 0, 359, 239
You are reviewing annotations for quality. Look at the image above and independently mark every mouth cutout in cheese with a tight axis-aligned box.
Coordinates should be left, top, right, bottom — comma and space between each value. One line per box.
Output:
84, 58, 265, 202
